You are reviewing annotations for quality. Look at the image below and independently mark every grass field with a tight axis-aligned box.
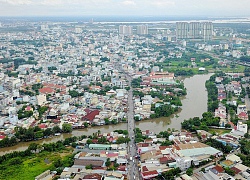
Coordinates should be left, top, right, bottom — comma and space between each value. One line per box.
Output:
218, 64, 245, 73
0, 149, 73, 180
208, 128, 232, 135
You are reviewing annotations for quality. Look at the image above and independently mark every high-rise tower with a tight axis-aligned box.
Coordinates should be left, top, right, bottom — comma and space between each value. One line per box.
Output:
201, 22, 213, 41
137, 25, 148, 35
119, 25, 133, 35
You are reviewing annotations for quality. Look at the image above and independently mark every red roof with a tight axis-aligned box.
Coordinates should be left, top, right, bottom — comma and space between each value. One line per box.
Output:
52, 119, 61, 124
118, 165, 126, 171
142, 166, 149, 172
231, 167, 241, 174
159, 156, 174, 164
238, 112, 248, 118
107, 153, 118, 158
92, 139, 98, 143
83, 110, 100, 122
141, 143, 149, 147
39, 87, 54, 94
141, 170, 158, 178
39, 124, 47, 129
82, 173, 102, 180
25, 106, 32, 111
159, 146, 168, 150
84, 108, 92, 114
0, 135, 6, 139
213, 165, 224, 173
43, 83, 66, 90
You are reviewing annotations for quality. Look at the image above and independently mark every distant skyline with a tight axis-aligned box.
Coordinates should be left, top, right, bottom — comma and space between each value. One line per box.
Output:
0, 0, 249, 17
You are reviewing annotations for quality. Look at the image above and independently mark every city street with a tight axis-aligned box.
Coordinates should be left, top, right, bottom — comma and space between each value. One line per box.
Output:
126, 75, 141, 180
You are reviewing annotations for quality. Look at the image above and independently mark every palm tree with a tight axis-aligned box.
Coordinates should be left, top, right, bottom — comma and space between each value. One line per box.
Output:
97, 130, 101, 136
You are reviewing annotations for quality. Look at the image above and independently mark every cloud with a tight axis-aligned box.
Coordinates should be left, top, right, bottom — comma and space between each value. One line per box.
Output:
0, 0, 249, 16
0, 0, 32, 5
151, 0, 175, 7
121, 0, 136, 6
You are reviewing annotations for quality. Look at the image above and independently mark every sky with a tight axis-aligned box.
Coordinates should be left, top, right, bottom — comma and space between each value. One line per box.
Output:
0, 0, 249, 17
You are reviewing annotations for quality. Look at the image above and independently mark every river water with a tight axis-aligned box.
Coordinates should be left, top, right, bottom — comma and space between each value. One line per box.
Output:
0, 74, 210, 155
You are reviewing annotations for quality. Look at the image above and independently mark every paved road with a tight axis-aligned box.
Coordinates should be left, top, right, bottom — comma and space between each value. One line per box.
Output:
126, 75, 141, 180
114, 62, 140, 180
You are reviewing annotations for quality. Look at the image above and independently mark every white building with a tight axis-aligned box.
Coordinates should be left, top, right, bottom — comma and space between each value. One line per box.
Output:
237, 104, 247, 115
237, 122, 248, 134
36, 94, 47, 106
176, 157, 192, 171
119, 25, 133, 35
226, 154, 242, 164
137, 25, 148, 35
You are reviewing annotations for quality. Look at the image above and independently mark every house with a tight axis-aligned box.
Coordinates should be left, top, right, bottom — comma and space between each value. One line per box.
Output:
25, 106, 33, 111
73, 159, 104, 167
88, 144, 111, 150
238, 112, 248, 120
159, 156, 174, 164
82, 110, 100, 123
176, 157, 192, 170
236, 122, 248, 134
212, 165, 224, 173
141, 170, 159, 180
237, 105, 247, 115
226, 154, 242, 164
217, 93, 226, 101
81, 173, 103, 180
39, 87, 55, 94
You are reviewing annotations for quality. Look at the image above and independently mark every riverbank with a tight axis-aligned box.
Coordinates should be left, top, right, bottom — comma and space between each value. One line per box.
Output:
0, 74, 211, 156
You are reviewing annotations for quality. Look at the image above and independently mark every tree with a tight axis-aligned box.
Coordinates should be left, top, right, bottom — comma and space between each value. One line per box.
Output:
116, 137, 130, 144
84, 122, 88, 128
35, 131, 44, 139
224, 167, 235, 176
62, 123, 72, 133
162, 167, 181, 180
28, 143, 38, 151
104, 118, 110, 125
105, 158, 111, 167
186, 168, 193, 176
85, 164, 93, 169
98, 136, 107, 144
86, 139, 92, 145
44, 128, 53, 137
53, 126, 61, 133
97, 130, 101, 136
114, 158, 119, 169
53, 158, 63, 168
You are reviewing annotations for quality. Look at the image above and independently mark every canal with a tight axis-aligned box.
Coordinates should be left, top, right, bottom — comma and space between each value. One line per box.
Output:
0, 74, 210, 155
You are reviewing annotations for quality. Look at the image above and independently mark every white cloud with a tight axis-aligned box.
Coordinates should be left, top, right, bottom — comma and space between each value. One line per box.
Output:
151, 0, 175, 7
0, 0, 249, 16
0, 0, 32, 5
121, 0, 136, 6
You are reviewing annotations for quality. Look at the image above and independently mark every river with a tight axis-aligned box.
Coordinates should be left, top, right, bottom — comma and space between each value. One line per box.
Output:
0, 74, 210, 155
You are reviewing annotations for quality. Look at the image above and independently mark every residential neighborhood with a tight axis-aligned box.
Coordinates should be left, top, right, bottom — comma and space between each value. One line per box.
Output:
1, 16, 250, 180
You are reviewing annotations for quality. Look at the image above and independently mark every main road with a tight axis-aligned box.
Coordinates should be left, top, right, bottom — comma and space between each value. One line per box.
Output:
126, 74, 141, 180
